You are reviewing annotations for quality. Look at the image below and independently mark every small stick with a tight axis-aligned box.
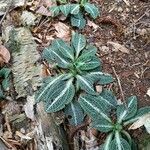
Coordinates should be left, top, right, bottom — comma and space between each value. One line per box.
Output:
112, 66, 127, 105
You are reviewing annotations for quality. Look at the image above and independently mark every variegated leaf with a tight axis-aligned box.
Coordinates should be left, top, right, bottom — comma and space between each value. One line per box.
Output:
59, 4, 70, 16
124, 106, 150, 125
86, 71, 114, 85
76, 75, 96, 95
45, 79, 75, 112
103, 133, 113, 150
35, 74, 67, 103
117, 96, 137, 124
72, 32, 86, 58
50, 6, 60, 17
99, 90, 117, 110
84, 3, 99, 19
80, 0, 88, 5
65, 100, 84, 126
52, 39, 74, 60
70, 4, 80, 15
79, 94, 111, 122
71, 12, 86, 29
76, 56, 100, 71
92, 117, 113, 132
42, 46, 70, 68
111, 132, 131, 150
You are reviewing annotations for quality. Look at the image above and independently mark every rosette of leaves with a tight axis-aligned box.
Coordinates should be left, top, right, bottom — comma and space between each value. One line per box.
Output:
35, 32, 113, 126
50, 0, 99, 29
79, 94, 150, 150
0, 67, 11, 99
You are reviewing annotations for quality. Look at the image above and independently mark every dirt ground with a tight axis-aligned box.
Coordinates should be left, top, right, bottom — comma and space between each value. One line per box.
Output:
81, 0, 150, 107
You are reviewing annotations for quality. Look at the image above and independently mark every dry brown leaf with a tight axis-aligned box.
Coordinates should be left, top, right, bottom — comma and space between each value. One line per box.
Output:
87, 20, 99, 30
147, 87, 150, 97
36, 0, 56, 16
107, 41, 129, 54
36, 5, 51, 16
16, 131, 32, 140
54, 22, 71, 42
95, 85, 102, 93
0, 45, 10, 63
129, 114, 150, 130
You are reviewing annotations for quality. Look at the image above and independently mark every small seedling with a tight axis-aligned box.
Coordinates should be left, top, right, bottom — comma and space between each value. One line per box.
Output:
35, 32, 113, 125
79, 93, 150, 149
50, 0, 99, 29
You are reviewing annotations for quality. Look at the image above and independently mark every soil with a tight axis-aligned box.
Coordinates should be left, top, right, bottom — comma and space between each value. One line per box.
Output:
81, 0, 150, 107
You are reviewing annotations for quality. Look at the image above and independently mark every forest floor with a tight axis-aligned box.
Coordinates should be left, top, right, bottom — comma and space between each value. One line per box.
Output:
0, 0, 149, 150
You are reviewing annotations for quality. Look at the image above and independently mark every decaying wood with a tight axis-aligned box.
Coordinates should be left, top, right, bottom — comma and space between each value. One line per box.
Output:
2, 26, 69, 150
36, 103, 69, 150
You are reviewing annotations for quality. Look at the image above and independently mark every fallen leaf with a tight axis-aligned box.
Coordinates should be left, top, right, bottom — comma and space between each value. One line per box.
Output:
147, 87, 150, 97
129, 113, 150, 133
54, 22, 71, 42
87, 20, 99, 30
144, 117, 150, 134
96, 85, 102, 93
24, 95, 35, 121
0, 45, 10, 63
36, 0, 56, 16
16, 131, 32, 140
36, 5, 51, 16
40, 0, 55, 7
107, 41, 129, 54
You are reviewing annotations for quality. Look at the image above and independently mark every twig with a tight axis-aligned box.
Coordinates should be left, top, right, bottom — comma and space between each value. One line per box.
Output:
112, 66, 126, 105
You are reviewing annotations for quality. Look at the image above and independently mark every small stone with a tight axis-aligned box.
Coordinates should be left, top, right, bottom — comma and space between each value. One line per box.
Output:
118, 7, 123, 12
134, 57, 140, 62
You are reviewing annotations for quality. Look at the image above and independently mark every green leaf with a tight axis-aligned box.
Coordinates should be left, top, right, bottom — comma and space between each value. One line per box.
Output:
111, 132, 131, 150
99, 90, 117, 109
103, 133, 113, 150
70, 4, 80, 15
65, 100, 84, 126
45, 78, 75, 112
76, 56, 100, 71
0, 68, 11, 79
92, 118, 113, 132
35, 74, 71, 103
79, 94, 111, 122
117, 96, 137, 124
50, 6, 60, 17
80, 0, 88, 5
76, 75, 96, 95
0, 85, 5, 99
42, 46, 70, 68
59, 4, 71, 17
84, 3, 99, 19
0, 68, 11, 90
124, 106, 150, 125
75, 46, 100, 71
71, 12, 86, 29
2, 78, 10, 91
52, 39, 74, 60
71, 32, 86, 58
86, 71, 114, 85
